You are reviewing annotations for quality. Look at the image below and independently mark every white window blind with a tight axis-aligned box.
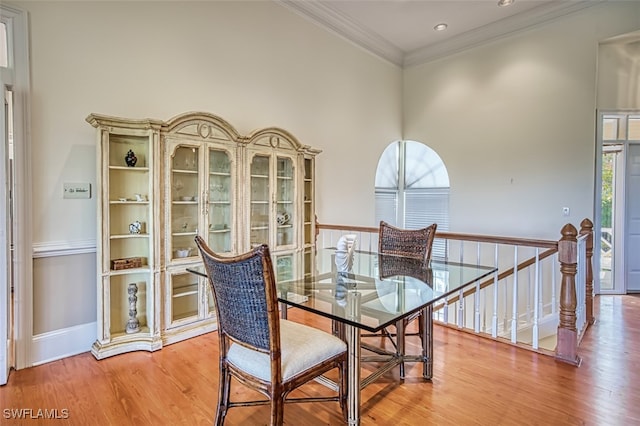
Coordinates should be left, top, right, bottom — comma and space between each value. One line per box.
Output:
405, 188, 449, 258
375, 190, 397, 226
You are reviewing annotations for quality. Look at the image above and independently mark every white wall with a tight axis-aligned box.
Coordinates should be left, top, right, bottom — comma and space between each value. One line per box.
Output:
598, 30, 640, 110
15, 0, 401, 363
404, 2, 640, 240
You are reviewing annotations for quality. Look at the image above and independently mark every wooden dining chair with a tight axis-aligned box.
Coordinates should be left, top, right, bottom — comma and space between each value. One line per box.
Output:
194, 236, 348, 425
364, 221, 437, 376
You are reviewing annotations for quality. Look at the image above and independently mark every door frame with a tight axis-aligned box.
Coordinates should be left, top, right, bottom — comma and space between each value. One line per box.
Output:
0, 4, 32, 373
595, 110, 640, 295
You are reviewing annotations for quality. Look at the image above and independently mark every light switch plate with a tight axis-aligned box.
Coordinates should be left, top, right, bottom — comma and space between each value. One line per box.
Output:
63, 182, 91, 199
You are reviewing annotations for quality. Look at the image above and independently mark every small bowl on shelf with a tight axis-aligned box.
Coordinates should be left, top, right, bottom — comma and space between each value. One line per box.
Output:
180, 196, 192, 201
175, 248, 191, 258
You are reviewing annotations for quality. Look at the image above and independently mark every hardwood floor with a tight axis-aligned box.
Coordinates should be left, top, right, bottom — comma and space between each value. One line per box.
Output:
1, 295, 638, 425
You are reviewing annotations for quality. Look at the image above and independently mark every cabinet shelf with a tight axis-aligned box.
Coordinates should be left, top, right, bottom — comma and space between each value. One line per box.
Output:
172, 231, 197, 236
110, 234, 150, 239
109, 266, 151, 275
210, 171, 230, 177
110, 326, 151, 340
250, 174, 268, 179
110, 200, 149, 205
172, 284, 199, 298
173, 169, 198, 174
109, 166, 149, 172
277, 176, 293, 180
251, 201, 269, 205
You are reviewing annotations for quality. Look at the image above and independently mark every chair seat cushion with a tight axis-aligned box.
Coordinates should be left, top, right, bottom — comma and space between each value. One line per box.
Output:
227, 319, 346, 383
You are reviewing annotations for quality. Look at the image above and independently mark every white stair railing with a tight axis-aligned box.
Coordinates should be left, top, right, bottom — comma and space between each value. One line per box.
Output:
315, 221, 592, 360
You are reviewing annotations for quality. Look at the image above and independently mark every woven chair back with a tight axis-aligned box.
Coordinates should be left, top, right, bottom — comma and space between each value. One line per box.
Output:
378, 221, 437, 262
195, 237, 275, 352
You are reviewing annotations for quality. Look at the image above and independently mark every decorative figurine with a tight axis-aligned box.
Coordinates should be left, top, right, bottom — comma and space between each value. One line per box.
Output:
125, 149, 137, 167
129, 221, 142, 234
126, 283, 140, 334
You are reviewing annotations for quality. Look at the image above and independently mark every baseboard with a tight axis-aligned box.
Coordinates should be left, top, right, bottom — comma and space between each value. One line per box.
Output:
31, 322, 96, 366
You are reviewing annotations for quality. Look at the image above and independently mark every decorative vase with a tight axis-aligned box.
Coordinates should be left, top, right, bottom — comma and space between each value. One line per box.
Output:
125, 149, 137, 167
126, 283, 140, 334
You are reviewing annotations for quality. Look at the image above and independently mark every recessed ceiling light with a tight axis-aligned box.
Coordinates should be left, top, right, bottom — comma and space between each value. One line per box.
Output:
433, 23, 448, 31
498, 0, 514, 6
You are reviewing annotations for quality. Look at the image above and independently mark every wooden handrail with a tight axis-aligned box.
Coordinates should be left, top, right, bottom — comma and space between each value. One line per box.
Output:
317, 224, 558, 249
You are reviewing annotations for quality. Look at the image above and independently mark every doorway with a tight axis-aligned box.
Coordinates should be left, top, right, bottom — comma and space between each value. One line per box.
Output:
598, 112, 640, 294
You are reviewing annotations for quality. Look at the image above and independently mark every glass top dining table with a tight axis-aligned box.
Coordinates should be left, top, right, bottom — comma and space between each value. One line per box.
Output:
278, 249, 496, 333
189, 248, 496, 426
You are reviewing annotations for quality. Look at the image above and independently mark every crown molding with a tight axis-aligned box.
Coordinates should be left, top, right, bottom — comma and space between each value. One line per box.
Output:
278, 0, 603, 68
278, 0, 404, 67
404, 1, 603, 67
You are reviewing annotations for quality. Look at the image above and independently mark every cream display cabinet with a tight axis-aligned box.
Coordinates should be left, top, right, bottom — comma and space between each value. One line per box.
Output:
160, 113, 239, 344
89, 112, 319, 357
87, 114, 163, 359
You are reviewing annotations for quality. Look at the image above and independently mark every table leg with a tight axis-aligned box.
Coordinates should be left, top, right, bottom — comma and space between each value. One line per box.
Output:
279, 302, 288, 320
422, 305, 433, 379
345, 322, 361, 426
345, 290, 361, 426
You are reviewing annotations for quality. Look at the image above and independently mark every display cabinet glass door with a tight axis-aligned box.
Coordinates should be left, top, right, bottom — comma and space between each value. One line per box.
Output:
170, 145, 200, 261
168, 270, 201, 325
276, 156, 295, 247
275, 253, 294, 283
303, 157, 314, 278
250, 155, 271, 246
249, 154, 295, 248
207, 148, 232, 253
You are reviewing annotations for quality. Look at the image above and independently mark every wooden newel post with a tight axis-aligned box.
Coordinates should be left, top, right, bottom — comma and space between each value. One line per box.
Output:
556, 223, 581, 366
580, 218, 595, 325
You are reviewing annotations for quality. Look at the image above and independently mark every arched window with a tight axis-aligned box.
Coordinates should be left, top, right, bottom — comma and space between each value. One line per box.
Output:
375, 140, 450, 255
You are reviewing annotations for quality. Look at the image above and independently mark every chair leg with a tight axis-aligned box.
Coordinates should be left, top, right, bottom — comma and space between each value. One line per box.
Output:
270, 393, 285, 426
215, 363, 231, 426
339, 362, 348, 422
396, 319, 406, 379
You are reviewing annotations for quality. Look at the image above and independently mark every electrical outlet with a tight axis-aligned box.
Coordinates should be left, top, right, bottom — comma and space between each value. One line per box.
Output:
562, 207, 570, 217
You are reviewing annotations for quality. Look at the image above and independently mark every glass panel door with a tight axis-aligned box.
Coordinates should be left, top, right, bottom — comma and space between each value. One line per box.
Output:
170, 145, 199, 260
169, 270, 199, 324
275, 156, 294, 247
208, 148, 232, 253
250, 155, 270, 246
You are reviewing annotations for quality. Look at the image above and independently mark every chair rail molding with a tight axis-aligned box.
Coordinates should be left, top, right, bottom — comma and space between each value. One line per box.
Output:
32, 239, 96, 258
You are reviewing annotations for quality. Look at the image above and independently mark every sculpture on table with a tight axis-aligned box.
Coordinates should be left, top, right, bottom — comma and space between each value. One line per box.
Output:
334, 234, 357, 273
126, 283, 140, 333
335, 234, 358, 307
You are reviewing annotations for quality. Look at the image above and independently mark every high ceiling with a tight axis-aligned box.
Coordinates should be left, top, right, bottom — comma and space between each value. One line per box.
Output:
278, 0, 600, 67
